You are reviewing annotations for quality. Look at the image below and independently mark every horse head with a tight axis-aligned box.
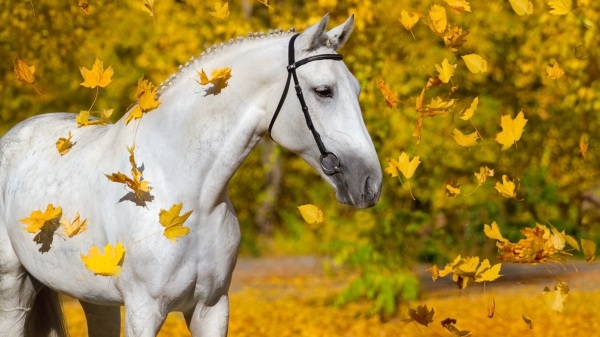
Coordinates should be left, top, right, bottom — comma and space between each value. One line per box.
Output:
268, 14, 382, 208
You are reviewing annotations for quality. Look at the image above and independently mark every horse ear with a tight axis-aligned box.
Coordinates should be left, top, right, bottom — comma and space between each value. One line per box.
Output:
299, 13, 330, 51
327, 15, 354, 50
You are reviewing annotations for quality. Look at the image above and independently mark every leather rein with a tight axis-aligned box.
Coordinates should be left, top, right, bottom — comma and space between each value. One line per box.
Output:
268, 34, 344, 176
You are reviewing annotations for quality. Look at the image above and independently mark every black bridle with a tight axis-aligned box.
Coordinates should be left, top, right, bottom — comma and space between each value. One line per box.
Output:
268, 34, 344, 176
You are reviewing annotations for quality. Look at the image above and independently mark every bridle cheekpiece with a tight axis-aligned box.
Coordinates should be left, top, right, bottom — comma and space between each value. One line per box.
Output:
268, 34, 344, 176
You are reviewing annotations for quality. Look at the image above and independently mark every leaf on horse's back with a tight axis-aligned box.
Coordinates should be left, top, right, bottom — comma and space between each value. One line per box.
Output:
20, 204, 63, 234
105, 145, 152, 203
80, 59, 113, 89
197, 67, 232, 95
126, 77, 160, 124
55, 131, 74, 155
61, 213, 88, 238
80, 242, 125, 276
159, 203, 193, 243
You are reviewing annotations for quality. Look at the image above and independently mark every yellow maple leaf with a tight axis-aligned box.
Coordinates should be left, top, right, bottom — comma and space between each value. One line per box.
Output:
484, 221, 506, 241
61, 213, 88, 238
452, 129, 479, 147
474, 166, 494, 186
209, 1, 229, 20
460, 97, 479, 121
429, 4, 447, 35
548, 0, 571, 15
445, 183, 461, 197
509, 0, 533, 16
475, 259, 502, 282
197, 67, 232, 95
126, 77, 160, 124
395, 152, 421, 179
80, 242, 125, 276
462, 54, 488, 73
581, 238, 596, 263
375, 78, 398, 109
80, 59, 113, 89
443, 26, 469, 51
444, 0, 471, 13
435, 58, 455, 83
543, 280, 569, 312
546, 62, 564, 80
105, 145, 152, 201
496, 111, 528, 150
14, 56, 36, 84
20, 204, 63, 234
495, 175, 516, 199
55, 131, 74, 156
298, 204, 323, 224
159, 203, 193, 243
399, 10, 420, 31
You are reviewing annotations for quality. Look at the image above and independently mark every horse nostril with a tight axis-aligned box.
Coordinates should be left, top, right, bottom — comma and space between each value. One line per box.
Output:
362, 175, 381, 207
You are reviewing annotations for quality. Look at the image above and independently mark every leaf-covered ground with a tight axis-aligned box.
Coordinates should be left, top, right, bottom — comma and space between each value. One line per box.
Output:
62, 256, 600, 336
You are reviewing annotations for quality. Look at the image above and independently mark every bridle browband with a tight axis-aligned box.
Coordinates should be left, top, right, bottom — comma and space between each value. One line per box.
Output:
268, 34, 344, 176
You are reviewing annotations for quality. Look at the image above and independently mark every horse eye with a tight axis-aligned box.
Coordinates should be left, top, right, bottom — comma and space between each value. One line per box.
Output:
314, 86, 333, 98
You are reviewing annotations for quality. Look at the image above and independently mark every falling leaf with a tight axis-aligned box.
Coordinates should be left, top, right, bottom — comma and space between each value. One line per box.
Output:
375, 78, 398, 109
56, 131, 74, 155
61, 213, 88, 238
428, 265, 440, 281
159, 203, 193, 243
543, 280, 569, 312
484, 221, 506, 242
441, 318, 471, 336
435, 58, 456, 83
80, 59, 113, 89
444, 0, 471, 13
495, 111, 527, 150
509, 0, 533, 16
460, 97, 479, 121
197, 67, 232, 95
580, 135, 589, 159
452, 129, 479, 147
105, 145, 152, 201
298, 204, 324, 224
404, 305, 435, 327
475, 259, 502, 282
400, 10, 420, 31
209, 1, 229, 20
581, 239, 596, 263
522, 314, 533, 329
548, 0, 571, 15
78, 0, 90, 14
487, 298, 496, 318
443, 26, 469, 51
14, 56, 36, 85
390, 152, 421, 179
445, 182, 461, 197
429, 4, 447, 35
258, 0, 273, 9
20, 204, 63, 234
546, 62, 564, 80
461, 54, 488, 73
495, 175, 516, 199
474, 166, 494, 186
142, 0, 155, 16
80, 242, 125, 276
126, 77, 160, 124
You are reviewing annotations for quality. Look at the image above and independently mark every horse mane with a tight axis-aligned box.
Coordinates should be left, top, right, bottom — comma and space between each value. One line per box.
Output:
157, 27, 297, 95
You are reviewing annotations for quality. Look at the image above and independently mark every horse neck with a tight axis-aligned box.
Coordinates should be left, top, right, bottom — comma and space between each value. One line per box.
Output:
119, 36, 290, 208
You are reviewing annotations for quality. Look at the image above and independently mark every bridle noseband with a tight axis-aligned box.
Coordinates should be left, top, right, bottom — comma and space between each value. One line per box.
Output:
268, 34, 344, 176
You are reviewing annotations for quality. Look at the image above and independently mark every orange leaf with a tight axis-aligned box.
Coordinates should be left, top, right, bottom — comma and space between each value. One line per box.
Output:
80, 59, 113, 89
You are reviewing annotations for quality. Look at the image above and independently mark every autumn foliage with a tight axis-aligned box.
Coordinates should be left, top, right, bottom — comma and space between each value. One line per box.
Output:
3, 0, 600, 327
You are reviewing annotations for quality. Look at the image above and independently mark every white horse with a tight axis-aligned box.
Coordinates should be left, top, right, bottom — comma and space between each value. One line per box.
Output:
0, 14, 381, 337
